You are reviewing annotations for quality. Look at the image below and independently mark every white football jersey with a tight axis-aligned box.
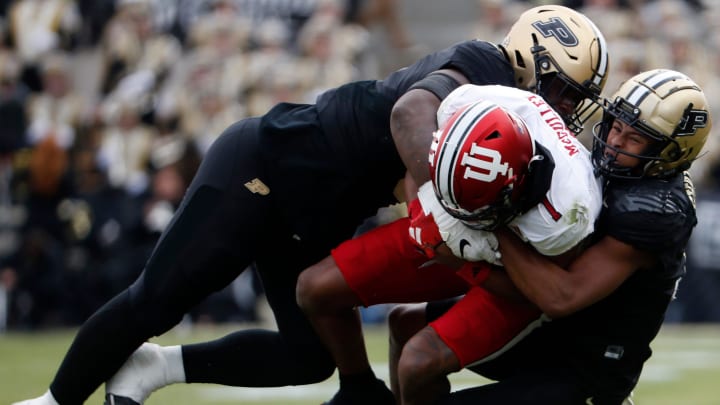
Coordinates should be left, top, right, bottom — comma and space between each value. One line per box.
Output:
437, 84, 602, 256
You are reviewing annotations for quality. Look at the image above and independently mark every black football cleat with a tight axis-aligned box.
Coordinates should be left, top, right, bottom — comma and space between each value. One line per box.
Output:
104, 394, 140, 405
321, 381, 396, 405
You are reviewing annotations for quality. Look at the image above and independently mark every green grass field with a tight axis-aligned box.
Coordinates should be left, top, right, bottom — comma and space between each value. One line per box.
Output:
3, 323, 720, 404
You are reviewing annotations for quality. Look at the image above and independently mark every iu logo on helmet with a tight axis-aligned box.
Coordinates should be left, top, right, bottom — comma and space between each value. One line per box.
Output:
461, 143, 509, 182
532, 17, 578, 47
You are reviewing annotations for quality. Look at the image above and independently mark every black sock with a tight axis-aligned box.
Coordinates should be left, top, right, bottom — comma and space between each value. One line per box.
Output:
183, 329, 334, 385
338, 368, 378, 391
328, 369, 395, 405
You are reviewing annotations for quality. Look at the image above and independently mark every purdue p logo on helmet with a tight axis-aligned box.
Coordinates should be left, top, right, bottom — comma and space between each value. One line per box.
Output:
592, 69, 713, 179
501, 5, 609, 133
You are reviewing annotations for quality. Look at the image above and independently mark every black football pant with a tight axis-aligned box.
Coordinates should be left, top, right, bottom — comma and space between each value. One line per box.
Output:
427, 300, 631, 405
50, 118, 335, 404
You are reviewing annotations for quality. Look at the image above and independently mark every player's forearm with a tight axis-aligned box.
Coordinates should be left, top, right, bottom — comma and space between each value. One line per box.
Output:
482, 269, 533, 304
390, 89, 441, 186
495, 228, 576, 318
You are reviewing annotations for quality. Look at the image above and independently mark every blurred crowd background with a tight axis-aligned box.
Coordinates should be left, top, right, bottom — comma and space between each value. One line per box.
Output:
0, 0, 719, 331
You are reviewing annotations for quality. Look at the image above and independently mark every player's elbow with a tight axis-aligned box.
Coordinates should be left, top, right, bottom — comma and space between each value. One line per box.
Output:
542, 303, 574, 319
538, 290, 582, 319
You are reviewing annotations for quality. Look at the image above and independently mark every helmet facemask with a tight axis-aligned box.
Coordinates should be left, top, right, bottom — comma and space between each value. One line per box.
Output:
532, 42, 603, 134
445, 178, 524, 231
592, 69, 712, 180
592, 96, 682, 179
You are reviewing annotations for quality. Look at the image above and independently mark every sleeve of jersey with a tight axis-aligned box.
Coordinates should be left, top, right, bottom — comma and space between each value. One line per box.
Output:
510, 169, 602, 257
512, 200, 596, 257
445, 40, 515, 88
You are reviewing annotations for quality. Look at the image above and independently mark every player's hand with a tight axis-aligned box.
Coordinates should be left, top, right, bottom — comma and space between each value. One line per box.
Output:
417, 181, 503, 265
407, 198, 443, 258
438, 218, 502, 265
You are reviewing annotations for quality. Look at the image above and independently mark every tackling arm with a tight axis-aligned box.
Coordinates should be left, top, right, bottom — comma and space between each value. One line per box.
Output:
390, 69, 469, 186
495, 227, 656, 318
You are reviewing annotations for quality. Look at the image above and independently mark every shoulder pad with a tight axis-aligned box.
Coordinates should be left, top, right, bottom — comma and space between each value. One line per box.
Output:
602, 175, 697, 251
606, 175, 694, 216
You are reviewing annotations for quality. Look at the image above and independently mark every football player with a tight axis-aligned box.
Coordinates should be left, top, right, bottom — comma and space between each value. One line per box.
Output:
296, 82, 602, 405
12, 5, 608, 405
392, 69, 712, 405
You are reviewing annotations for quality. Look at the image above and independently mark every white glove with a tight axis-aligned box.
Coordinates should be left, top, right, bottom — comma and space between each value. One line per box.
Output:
417, 182, 502, 265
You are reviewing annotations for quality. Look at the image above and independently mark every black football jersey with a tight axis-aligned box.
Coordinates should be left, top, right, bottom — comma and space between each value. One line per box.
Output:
550, 172, 698, 395
313, 40, 515, 164
601, 173, 697, 281
257, 40, 515, 248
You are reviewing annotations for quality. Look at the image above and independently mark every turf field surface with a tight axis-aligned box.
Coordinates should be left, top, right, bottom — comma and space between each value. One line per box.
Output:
3, 323, 720, 404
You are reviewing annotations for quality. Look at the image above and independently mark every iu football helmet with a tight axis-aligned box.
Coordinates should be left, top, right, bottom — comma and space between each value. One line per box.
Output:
501, 5, 609, 133
428, 100, 535, 230
592, 69, 712, 179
